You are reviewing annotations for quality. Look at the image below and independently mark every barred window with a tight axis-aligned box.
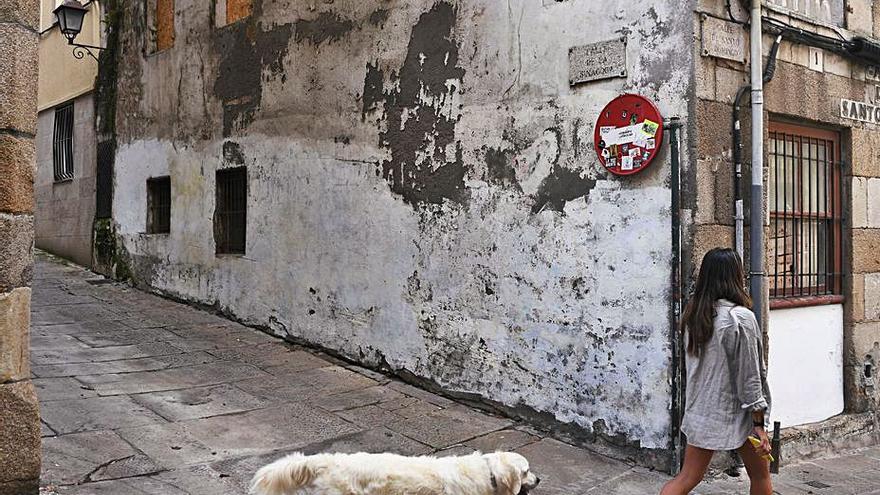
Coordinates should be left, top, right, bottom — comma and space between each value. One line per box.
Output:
146, 177, 171, 234
53, 103, 74, 182
214, 167, 247, 254
768, 122, 843, 305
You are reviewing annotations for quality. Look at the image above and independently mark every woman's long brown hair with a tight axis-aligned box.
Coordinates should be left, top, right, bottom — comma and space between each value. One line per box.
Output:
682, 247, 752, 356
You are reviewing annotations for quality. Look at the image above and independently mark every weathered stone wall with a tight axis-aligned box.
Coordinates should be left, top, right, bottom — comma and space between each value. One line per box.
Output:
0, 0, 42, 492
34, 92, 98, 268
694, 0, 880, 431
111, 0, 694, 464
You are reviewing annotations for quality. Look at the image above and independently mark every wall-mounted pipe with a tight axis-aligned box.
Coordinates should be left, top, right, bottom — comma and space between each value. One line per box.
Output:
665, 117, 684, 474
749, 0, 766, 326
732, 34, 782, 260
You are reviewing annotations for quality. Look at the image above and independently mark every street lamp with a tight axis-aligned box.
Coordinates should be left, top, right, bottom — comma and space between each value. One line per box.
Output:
53, 0, 104, 61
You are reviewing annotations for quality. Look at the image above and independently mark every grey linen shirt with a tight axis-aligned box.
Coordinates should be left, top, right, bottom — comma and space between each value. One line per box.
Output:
680, 300, 771, 450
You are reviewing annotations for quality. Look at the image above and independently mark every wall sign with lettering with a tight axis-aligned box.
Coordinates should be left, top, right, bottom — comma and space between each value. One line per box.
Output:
840, 98, 880, 124
701, 15, 745, 63
569, 38, 627, 85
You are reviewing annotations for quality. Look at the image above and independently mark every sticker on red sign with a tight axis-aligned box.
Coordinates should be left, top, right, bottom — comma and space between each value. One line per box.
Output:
593, 94, 664, 176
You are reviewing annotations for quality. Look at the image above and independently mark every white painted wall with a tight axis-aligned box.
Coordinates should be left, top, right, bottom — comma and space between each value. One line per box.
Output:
767, 304, 844, 428
111, 0, 695, 456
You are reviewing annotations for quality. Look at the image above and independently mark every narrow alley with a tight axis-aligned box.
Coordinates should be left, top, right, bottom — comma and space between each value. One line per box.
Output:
32, 252, 880, 495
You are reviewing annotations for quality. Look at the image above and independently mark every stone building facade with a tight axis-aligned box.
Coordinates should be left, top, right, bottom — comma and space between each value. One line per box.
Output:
0, 0, 42, 492
107, 0, 692, 468
34, 0, 102, 268
92, 0, 880, 470
695, 0, 880, 457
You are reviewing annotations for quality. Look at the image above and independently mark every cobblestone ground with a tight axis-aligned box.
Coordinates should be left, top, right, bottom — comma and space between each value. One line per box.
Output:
32, 252, 880, 494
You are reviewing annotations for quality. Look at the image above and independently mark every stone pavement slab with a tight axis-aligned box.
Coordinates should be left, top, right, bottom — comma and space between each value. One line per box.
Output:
32, 377, 98, 401
130, 383, 269, 421
41, 430, 139, 485
32, 351, 216, 378
40, 395, 167, 434
32, 253, 880, 495
75, 362, 270, 396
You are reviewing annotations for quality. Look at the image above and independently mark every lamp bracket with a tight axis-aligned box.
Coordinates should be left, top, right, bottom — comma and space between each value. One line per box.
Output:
69, 41, 103, 62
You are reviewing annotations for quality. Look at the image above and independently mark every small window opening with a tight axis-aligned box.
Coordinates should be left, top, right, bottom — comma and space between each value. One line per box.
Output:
214, 167, 247, 254
146, 176, 171, 234
53, 103, 75, 182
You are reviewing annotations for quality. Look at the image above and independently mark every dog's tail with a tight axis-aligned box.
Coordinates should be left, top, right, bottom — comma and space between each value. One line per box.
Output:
249, 453, 315, 495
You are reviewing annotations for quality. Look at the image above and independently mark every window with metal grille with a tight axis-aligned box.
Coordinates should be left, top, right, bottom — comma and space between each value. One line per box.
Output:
146, 176, 171, 234
768, 122, 844, 306
53, 103, 74, 182
214, 167, 247, 254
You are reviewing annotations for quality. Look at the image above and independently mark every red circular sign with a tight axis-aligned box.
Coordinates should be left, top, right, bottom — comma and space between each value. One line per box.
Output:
593, 94, 664, 176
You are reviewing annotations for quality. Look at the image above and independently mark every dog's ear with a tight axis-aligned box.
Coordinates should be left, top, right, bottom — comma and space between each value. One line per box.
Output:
250, 453, 315, 495
486, 453, 522, 495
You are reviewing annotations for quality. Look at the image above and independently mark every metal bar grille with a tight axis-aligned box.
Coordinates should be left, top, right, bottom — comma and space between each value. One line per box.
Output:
95, 139, 115, 219
215, 167, 247, 254
768, 124, 843, 299
53, 103, 75, 182
146, 176, 171, 234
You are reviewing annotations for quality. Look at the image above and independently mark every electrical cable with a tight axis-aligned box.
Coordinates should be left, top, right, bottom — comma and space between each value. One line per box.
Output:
726, 0, 748, 25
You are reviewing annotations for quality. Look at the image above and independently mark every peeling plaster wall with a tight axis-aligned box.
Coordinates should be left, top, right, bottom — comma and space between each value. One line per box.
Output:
112, 0, 694, 457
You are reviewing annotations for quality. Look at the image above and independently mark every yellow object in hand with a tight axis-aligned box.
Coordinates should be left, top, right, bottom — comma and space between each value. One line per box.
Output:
748, 436, 774, 462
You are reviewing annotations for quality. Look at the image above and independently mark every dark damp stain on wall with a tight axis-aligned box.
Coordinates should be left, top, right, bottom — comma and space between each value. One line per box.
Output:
362, 62, 384, 115
222, 141, 245, 165
484, 147, 520, 190
533, 164, 598, 214
362, 1, 468, 208
369, 8, 390, 27
293, 12, 356, 45
523, 127, 598, 213
213, 20, 293, 137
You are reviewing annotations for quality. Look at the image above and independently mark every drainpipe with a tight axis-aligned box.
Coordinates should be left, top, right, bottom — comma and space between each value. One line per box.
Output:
749, 0, 766, 325
665, 117, 684, 474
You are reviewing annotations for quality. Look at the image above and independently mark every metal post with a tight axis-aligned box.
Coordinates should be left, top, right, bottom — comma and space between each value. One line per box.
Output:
749, 1, 766, 326
770, 421, 781, 473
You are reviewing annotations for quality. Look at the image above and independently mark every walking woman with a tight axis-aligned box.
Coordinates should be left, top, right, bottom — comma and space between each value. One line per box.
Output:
660, 248, 773, 495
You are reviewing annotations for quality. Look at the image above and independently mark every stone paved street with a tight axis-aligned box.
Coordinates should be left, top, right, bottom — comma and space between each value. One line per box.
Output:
33, 253, 880, 494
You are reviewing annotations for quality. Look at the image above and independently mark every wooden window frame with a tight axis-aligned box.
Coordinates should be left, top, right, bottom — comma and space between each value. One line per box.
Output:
146, 0, 174, 54
768, 121, 844, 310
52, 102, 75, 182
215, 0, 252, 28
146, 176, 171, 235
214, 167, 247, 255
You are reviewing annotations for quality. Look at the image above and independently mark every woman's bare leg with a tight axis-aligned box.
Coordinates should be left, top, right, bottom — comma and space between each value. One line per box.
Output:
659, 445, 714, 495
737, 441, 772, 495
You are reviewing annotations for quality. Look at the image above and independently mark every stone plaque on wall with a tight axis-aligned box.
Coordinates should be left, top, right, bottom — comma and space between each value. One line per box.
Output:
568, 38, 627, 86
701, 15, 745, 63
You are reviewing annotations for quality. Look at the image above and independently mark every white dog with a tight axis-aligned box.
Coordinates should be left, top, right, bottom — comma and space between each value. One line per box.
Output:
249, 451, 541, 495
